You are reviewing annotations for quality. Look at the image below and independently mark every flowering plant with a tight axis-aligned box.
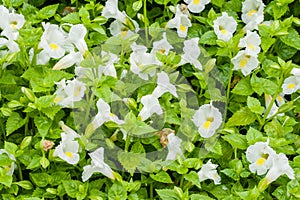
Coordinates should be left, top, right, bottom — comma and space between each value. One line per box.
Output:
0, 0, 300, 199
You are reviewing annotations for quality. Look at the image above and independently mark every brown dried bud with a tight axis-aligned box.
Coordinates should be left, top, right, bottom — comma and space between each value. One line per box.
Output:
155, 128, 175, 148
43, 140, 54, 151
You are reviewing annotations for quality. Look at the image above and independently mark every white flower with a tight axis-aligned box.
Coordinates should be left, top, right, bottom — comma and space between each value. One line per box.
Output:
166, 5, 192, 38
99, 51, 118, 78
0, 35, 20, 53
82, 147, 114, 181
67, 24, 88, 55
152, 71, 178, 98
130, 43, 159, 80
198, 159, 221, 184
53, 51, 83, 70
180, 37, 202, 70
242, 0, 265, 31
282, 76, 300, 95
192, 104, 222, 138
264, 94, 278, 119
232, 50, 259, 76
109, 20, 135, 37
150, 32, 173, 55
213, 12, 237, 41
54, 78, 86, 107
265, 153, 294, 184
0, 149, 16, 176
246, 141, 276, 175
184, 0, 210, 13
37, 23, 67, 64
276, 94, 285, 107
53, 123, 80, 165
139, 94, 163, 121
166, 133, 183, 160
291, 67, 300, 76
91, 98, 124, 130
102, 0, 127, 23
238, 31, 261, 55
0, 6, 25, 33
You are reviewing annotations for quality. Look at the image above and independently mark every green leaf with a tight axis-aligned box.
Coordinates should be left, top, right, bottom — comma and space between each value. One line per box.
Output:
222, 134, 248, 150
118, 152, 141, 175
4, 141, 18, 155
190, 194, 215, 200
34, 116, 52, 137
184, 171, 201, 189
156, 189, 181, 200
246, 127, 264, 145
262, 59, 281, 78
132, 1, 142, 11
37, 4, 59, 19
247, 96, 265, 114
279, 28, 300, 50
232, 77, 254, 96
14, 181, 33, 190
226, 107, 257, 127
108, 182, 127, 200
20, 136, 32, 150
6, 112, 26, 136
63, 180, 87, 200
250, 75, 278, 95
30, 173, 50, 187
200, 31, 217, 45
221, 168, 239, 181
0, 174, 12, 187
61, 12, 81, 24
150, 171, 173, 183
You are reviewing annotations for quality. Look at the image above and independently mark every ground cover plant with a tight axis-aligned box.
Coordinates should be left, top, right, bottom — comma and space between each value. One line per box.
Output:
0, 0, 300, 199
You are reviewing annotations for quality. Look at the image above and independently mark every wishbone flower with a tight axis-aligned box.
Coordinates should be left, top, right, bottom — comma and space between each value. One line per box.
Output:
246, 140, 276, 175
238, 30, 261, 55
192, 103, 222, 138
213, 12, 237, 42
198, 159, 221, 185
82, 147, 115, 181
180, 37, 202, 70
165, 133, 183, 160
183, 0, 210, 13
242, 0, 265, 31
0, 149, 16, 176
67, 24, 88, 55
152, 71, 178, 98
231, 50, 259, 76
139, 94, 163, 121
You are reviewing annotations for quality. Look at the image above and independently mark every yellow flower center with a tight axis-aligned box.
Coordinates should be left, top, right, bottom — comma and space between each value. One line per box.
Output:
203, 117, 214, 129
277, 95, 284, 103
287, 83, 296, 89
248, 44, 255, 51
256, 157, 265, 166
193, 0, 200, 5
219, 26, 227, 34
74, 86, 82, 97
4, 166, 10, 172
65, 151, 73, 158
109, 113, 115, 117
49, 43, 59, 50
239, 55, 251, 68
247, 9, 257, 17
54, 96, 63, 103
10, 21, 18, 29
179, 24, 187, 32
159, 48, 166, 54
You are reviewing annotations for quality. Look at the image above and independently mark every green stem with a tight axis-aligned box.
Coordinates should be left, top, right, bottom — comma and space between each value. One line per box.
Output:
124, 134, 131, 152
150, 182, 153, 199
17, 162, 23, 181
143, 0, 149, 46
224, 63, 234, 121
83, 90, 95, 127
259, 75, 284, 131
179, 175, 184, 188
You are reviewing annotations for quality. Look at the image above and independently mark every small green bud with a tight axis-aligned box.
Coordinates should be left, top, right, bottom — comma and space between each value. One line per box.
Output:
21, 87, 35, 102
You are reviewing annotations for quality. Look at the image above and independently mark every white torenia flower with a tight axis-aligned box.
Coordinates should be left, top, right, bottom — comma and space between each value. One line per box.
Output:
166, 5, 192, 38
151, 32, 173, 55
91, 98, 124, 131
130, 43, 159, 80
102, 0, 126, 23
238, 31, 261, 55
282, 76, 300, 95
198, 159, 221, 184
37, 23, 67, 64
54, 78, 86, 107
192, 104, 222, 138
109, 20, 134, 37
291, 67, 300, 76
0, 149, 16, 176
264, 94, 285, 119
246, 141, 276, 175
265, 153, 294, 184
232, 50, 259, 76
213, 12, 237, 42
82, 147, 115, 181
139, 94, 163, 121
53, 123, 80, 165
166, 133, 183, 160
0, 6, 25, 32
99, 51, 119, 78
242, 0, 265, 31
67, 24, 88, 55
53, 51, 83, 70
180, 37, 202, 70
152, 71, 178, 98
184, 0, 210, 13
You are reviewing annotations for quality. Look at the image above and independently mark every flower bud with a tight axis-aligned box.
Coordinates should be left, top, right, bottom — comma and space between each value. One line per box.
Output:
21, 87, 35, 102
